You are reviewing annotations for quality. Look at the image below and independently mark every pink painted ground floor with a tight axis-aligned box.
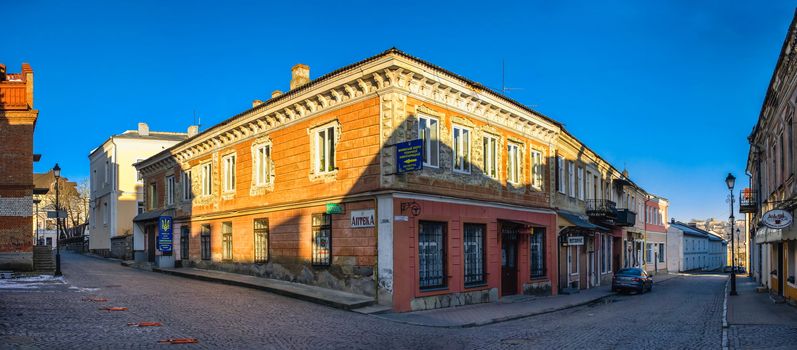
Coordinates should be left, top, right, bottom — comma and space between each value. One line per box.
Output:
376, 193, 558, 312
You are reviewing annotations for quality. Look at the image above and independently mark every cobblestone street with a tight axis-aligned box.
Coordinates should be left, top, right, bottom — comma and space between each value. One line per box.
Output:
1, 253, 727, 349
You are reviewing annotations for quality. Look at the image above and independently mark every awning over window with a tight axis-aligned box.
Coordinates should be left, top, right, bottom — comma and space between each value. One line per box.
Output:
133, 209, 172, 223
557, 211, 609, 232
755, 225, 797, 244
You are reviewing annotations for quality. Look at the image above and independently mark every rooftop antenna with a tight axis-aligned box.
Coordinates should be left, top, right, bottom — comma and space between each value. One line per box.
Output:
501, 60, 523, 95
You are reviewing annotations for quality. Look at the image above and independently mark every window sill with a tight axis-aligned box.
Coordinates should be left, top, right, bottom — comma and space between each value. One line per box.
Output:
464, 283, 488, 289
453, 169, 471, 175
419, 286, 449, 293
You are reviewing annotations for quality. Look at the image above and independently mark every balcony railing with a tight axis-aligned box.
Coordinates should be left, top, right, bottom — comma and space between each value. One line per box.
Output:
739, 189, 757, 214
586, 199, 617, 223
615, 209, 636, 227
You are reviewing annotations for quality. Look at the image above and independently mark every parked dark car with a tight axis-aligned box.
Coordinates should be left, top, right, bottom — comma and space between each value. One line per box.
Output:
612, 267, 653, 294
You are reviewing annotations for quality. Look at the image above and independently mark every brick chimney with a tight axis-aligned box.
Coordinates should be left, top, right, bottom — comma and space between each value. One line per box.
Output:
0, 64, 6, 81
138, 122, 150, 136
187, 125, 199, 137
290, 64, 310, 90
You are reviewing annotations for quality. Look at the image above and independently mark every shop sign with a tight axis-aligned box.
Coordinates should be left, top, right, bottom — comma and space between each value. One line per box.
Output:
567, 236, 584, 246
325, 203, 344, 214
762, 209, 793, 229
395, 139, 423, 173
157, 216, 173, 253
394, 215, 409, 222
350, 209, 375, 228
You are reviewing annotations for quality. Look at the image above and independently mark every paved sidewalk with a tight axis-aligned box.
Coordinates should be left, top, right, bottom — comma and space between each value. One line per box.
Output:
375, 272, 680, 328
152, 266, 376, 310
727, 277, 797, 350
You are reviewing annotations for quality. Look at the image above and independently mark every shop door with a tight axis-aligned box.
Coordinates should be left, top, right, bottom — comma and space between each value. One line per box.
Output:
777, 243, 784, 296
501, 227, 519, 296
146, 224, 156, 263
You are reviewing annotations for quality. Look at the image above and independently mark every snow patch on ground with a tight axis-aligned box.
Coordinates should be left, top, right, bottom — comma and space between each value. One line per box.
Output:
0, 275, 66, 290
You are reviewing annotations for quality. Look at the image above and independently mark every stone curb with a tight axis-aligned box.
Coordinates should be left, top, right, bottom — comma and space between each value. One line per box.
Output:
372, 273, 684, 328
151, 267, 373, 311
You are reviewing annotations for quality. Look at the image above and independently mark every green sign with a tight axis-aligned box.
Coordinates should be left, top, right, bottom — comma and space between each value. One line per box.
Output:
326, 203, 344, 214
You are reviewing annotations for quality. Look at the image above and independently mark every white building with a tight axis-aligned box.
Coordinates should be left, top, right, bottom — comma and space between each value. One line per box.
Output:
88, 123, 192, 258
667, 220, 727, 272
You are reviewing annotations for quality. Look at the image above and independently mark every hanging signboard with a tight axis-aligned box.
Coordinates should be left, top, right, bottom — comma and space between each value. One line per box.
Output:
350, 209, 375, 228
567, 236, 585, 246
395, 139, 423, 174
47, 210, 67, 219
762, 209, 793, 229
157, 216, 173, 254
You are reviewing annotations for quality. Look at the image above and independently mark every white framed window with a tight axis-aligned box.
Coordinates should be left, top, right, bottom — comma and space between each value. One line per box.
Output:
148, 183, 157, 210
418, 116, 439, 167
222, 154, 236, 192
452, 125, 471, 173
254, 144, 272, 186
201, 163, 212, 196
103, 202, 108, 225
507, 143, 521, 184
577, 166, 584, 200
182, 170, 192, 201
557, 156, 565, 193
314, 125, 336, 173
165, 175, 175, 205
531, 150, 543, 189
567, 161, 575, 198
104, 161, 109, 184
136, 159, 143, 183
483, 135, 498, 179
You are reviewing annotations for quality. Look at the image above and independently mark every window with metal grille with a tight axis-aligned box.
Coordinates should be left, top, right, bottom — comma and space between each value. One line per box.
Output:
419, 221, 446, 289
180, 226, 189, 261
200, 224, 211, 260
254, 219, 269, 263
530, 227, 546, 278
222, 222, 233, 261
463, 223, 485, 286
312, 214, 331, 266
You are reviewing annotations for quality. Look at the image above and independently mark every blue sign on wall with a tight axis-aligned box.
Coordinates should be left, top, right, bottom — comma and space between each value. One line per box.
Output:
396, 139, 423, 174
157, 216, 173, 254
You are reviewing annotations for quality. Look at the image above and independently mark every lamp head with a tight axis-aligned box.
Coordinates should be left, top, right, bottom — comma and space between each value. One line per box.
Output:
725, 173, 735, 190
53, 163, 61, 179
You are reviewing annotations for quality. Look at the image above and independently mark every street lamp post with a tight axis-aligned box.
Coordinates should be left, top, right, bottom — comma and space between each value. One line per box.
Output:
726, 173, 737, 296
53, 163, 62, 277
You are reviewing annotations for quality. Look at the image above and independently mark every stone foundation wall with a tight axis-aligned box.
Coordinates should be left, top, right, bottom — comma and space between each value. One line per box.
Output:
523, 280, 553, 296
190, 256, 376, 297
409, 288, 498, 311
110, 235, 132, 260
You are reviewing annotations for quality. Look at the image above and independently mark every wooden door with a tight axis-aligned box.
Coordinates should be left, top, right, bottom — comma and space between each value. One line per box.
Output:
501, 230, 518, 296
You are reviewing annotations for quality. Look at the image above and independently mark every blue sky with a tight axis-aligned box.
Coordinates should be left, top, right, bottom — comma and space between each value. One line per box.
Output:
4, 1, 794, 221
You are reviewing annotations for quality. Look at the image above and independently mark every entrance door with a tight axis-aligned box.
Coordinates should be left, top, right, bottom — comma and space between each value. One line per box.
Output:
777, 243, 784, 296
588, 251, 596, 287
146, 224, 156, 262
501, 227, 519, 296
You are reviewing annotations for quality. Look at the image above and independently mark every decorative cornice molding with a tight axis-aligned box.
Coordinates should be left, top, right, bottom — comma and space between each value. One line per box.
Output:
138, 53, 561, 173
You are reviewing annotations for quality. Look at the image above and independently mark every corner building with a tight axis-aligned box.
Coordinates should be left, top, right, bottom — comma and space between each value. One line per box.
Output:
0, 63, 39, 271
137, 49, 563, 312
